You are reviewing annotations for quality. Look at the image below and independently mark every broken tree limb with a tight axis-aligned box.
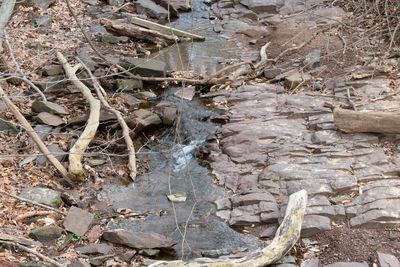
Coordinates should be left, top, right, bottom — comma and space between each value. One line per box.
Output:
100, 18, 179, 46
334, 108, 400, 134
78, 58, 137, 181
57, 52, 101, 182
149, 189, 308, 267
129, 16, 205, 41
0, 85, 71, 183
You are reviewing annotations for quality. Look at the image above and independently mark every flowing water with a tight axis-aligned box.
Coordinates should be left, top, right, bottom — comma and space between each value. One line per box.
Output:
98, 0, 259, 260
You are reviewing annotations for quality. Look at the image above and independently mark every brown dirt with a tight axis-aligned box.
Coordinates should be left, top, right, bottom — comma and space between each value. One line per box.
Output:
314, 224, 400, 265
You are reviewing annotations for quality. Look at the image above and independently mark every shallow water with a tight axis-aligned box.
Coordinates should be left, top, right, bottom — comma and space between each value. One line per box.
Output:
151, 0, 242, 74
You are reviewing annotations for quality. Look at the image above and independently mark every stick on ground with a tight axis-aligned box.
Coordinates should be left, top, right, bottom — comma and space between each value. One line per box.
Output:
57, 52, 101, 182
0, 85, 71, 183
78, 58, 137, 181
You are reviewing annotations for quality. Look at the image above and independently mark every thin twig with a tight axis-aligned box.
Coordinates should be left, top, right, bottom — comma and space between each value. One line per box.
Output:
2, 241, 64, 267
78, 58, 137, 181
3, 31, 47, 101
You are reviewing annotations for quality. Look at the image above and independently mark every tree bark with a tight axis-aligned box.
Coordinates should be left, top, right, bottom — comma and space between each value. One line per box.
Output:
57, 52, 101, 182
100, 18, 179, 46
334, 108, 400, 134
149, 190, 308, 267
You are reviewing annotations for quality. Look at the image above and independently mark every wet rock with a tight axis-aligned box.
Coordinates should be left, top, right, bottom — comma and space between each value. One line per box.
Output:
125, 109, 162, 132
119, 250, 137, 262
76, 244, 113, 255
0, 115, 18, 133
63, 207, 94, 236
35, 112, 64, 126
77, 46, 97, 71
132, 91, 157, 100
174, 86, 196, 101
21, 0, 55, 9
216, 210, 231, 221
231, 192, 275, 207
301, 215, 331, 237
32, 15, 52, 28
116, 79, 143, 91
29, 225, 63, 242
324, 262, 369, 267
283, 72, 312, 89
168, 0, 191, 11
304, 48, 321, 69
214, 198, 231, 210
70, 259, 91, 267
122, 57, 166, 77
42, 64, 63, 76
89, 255, 113, 266
31, 100, 69, 115
239, 0, 284, 14
102, 229, 176, 251
20, 187, 61, 207
259, 225, 277, 238
264, 68, 282, 79
100, 34, 129, 44
300, 258, 320, 267
36, 143, 67, 165
378, 251, 400, 267
139, 248, 160, 257
107, 0, 124, 5
154, 101, 177, 126
33, 124, 52, 141
119, 93, 141, 109
83, 0, 97, 5
135, 0, 169, 20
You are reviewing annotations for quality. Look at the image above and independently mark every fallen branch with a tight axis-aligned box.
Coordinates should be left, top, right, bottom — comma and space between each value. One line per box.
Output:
78, 58, 137, 181
100, 18, 179, 46
0, 189, 66, 215
334, 108, 400, 134
149, 190, 308, 267
0, 85, 71, 183
0, 233, 41, 247
57, 52, 101, 182
129, 16, 205, 41
2, 241, 63, 267
16, 211, 55, 221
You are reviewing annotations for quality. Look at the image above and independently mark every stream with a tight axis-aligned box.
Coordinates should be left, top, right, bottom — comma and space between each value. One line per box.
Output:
97, 0, 259, 260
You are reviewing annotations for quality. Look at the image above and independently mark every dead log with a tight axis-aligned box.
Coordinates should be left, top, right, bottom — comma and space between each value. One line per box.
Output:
149, 190, 308, 267
57, 52, 101, 182
100, 18, 179, 46
333, 108, 400, 134
129, 16, 205, 41
78, 58, 137, 181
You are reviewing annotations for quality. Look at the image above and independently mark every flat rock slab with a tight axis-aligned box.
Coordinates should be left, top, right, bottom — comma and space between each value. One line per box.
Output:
122, 57, 166, 77
63, 207, 94, 236
378, 252, 400, 267
102, 229, 175, 250
135, 0, 169, 20
239, 0, 284, 14
29, 225, 63, 242
31, 100, 69, 115
36, 143, 67, 165
20, 187, 61, 207
35, 112, 64, 126
210, 81, 400, 232
324, 262, 369, 267
76, 244, 113, 255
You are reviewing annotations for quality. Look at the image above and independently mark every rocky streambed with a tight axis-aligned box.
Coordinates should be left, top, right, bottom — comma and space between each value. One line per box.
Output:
1, 0, 399, 266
